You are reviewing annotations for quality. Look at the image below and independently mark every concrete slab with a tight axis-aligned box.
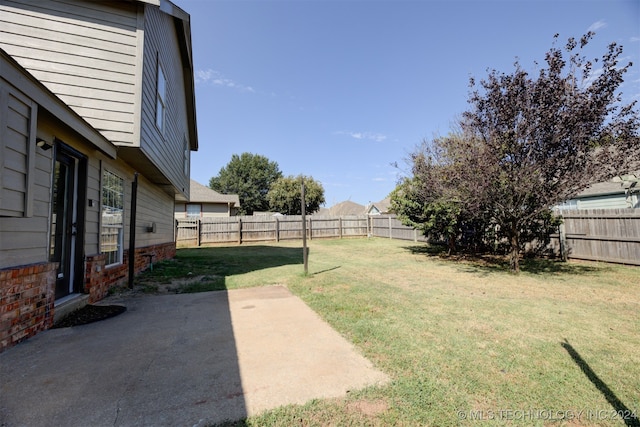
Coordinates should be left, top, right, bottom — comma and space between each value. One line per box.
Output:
0, 286, 388, 426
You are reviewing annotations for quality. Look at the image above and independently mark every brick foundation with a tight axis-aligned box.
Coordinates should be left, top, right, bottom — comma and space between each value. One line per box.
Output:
0, 262, 57, 352
84, 242, 176, 302
1, 241, 176, 353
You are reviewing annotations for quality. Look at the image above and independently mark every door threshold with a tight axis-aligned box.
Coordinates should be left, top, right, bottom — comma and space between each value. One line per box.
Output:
54, 294, 90, 324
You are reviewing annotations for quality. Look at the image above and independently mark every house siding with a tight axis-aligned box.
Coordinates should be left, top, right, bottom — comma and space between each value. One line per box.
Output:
135, 174, 177, 247
1, 0, 196, 353
0, 81, 50, 269
577, 195, 632, 210
140, 4, 191, 199
0, 0, 140, 145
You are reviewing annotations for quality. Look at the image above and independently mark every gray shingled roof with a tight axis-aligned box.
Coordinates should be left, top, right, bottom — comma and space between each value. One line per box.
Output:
577, 172, 639, 197
328, 201, 366, 216
189, 180, 240, 206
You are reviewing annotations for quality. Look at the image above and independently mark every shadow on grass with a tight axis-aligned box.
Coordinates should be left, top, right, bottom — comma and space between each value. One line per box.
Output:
562, 340, 640, 427
403, 245, 608, 276
134, 245, 304, 293
313, 265, 341, 275
212, 419, 249, 427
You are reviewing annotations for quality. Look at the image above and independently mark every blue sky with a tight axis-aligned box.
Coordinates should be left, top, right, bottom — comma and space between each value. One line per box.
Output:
176, 0, 640, 207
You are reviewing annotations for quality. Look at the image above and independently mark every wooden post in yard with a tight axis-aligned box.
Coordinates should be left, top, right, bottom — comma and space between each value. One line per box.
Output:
301, 179, 308, 275
559, 222, 568, 262
238, 218, 242, 244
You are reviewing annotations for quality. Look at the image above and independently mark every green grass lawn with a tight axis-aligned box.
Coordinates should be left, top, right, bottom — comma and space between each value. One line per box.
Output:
137, 238, 640, 426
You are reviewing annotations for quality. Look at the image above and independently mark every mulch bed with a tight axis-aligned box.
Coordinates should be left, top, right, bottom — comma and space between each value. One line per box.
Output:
53, 304, 127, 328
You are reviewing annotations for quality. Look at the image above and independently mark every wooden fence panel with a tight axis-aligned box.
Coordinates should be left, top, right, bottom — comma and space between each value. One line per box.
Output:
341, 215, 369, 237
553, 209, 640, 265
177, 215, 372, 245
178, 211, 638, 266
369, 215, 427, 242
176, 218, 198, 244
200, 217, 238, 244
309, 216, 341, 239
370, 216, 390, 238
277, 216, 305, 240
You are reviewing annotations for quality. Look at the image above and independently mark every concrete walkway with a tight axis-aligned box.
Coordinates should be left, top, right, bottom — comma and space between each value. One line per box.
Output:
0, 286, 388, 426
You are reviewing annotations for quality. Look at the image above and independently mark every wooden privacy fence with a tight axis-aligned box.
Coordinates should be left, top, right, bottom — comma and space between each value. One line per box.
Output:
177, 210, 640, 266
552, 209, 640, 265
176, 215, 427, 246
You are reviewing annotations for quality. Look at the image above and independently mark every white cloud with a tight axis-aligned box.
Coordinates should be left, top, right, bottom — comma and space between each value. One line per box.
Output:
630, 37, 640, 43
195, 69, 255, 93
587, 20, 606, 32
334, 130, 388, 143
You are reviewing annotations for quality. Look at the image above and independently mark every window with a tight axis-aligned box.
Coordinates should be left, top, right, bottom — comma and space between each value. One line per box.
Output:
155, 60, 166, 133
101, 170, 124, 266
186, 203, 201, 218
183, 136, 189, 176
556, 199, 578, 210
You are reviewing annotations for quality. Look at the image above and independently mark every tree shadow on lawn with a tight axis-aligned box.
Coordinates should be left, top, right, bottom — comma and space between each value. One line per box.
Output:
403, 245, 608, 276
132, 245, 304, 294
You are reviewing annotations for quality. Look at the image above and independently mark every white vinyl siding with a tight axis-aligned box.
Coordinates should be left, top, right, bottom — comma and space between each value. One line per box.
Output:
0, 0, 141, 145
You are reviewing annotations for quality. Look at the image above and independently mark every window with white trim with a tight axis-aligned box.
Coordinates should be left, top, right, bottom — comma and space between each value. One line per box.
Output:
101, 170, 124, 266
156, 60, 167, 133
186, 203, 201, 218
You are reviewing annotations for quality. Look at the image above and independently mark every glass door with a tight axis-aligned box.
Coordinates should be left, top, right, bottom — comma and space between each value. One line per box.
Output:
50, 151, 76, 300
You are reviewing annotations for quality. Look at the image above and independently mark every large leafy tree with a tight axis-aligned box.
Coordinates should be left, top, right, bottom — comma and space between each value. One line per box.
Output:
391, 173, 462, 255
404, 33, 639, 272
267, 175, 325, 215
209, 153, 282, 215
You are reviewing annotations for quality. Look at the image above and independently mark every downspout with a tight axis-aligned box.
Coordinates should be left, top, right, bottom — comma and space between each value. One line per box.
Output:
128, 172, 138, 289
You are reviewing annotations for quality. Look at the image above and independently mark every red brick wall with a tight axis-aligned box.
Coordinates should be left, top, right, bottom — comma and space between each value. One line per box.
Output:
85, 242, 176, 302
0, 262, 56, 352
1, 241, 176, 353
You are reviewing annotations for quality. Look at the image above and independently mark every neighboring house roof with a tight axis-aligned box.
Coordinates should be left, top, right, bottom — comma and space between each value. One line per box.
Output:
328, 201, 366, 216
366, 198, 392, 215
314, 207, 331, 216
188, 180, 239, 206
576, 173, 639, 197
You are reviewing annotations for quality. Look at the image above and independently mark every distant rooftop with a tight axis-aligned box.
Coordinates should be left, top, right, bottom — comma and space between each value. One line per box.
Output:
188, 180, 240, 206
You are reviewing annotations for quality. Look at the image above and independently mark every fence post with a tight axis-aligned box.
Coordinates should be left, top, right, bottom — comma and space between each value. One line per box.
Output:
414, 228, 418, 242
238, 218, 242, 244
339, 217, 343, 238
197, 219, 201, 247
275, 216, 280, 242
559, 222, 567, 261
388, 216, 392, 239
308, 217, 313, 240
